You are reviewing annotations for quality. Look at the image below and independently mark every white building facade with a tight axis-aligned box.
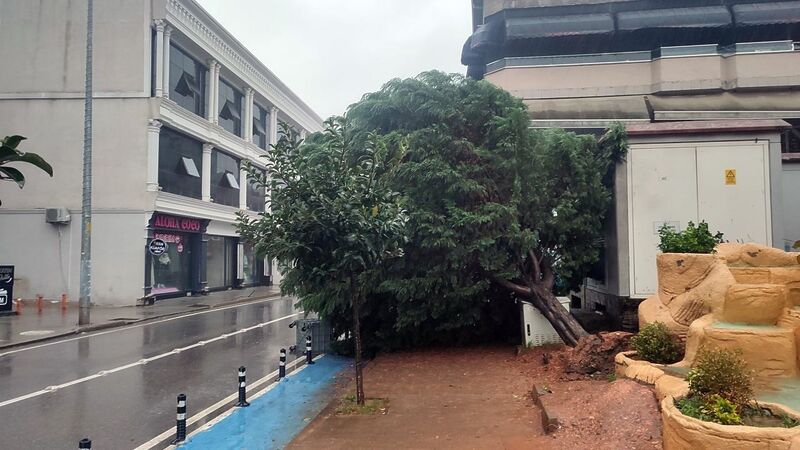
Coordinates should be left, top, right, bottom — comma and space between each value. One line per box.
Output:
0, 0, 323, 305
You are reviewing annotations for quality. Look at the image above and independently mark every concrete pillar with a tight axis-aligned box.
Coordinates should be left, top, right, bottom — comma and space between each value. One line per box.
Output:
239, 164, 248, 209
237, 242, 244, 281
300, 129, 307, 140
207, 60, 219, 124
269, 106, 279, 147
146, 120, 162, 191
243, 88, 254, 143
162, 24, 173, 99
153, 20, 165, 97
202, 143, 213, 202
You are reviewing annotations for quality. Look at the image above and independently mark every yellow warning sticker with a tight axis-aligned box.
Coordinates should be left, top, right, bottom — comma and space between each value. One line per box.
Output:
725, 169, 736, 185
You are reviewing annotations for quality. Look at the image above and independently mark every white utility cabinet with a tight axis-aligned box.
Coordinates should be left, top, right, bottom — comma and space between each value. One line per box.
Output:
627, 140, 772, 298
520, 297, 571, 346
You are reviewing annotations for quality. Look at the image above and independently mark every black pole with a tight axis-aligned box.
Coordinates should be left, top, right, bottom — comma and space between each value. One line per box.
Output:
305, 335, 315, 365
79, 438, 91, 449
171, 393, 187, 444
237, 366, 250, 407
278, 348, 286, 380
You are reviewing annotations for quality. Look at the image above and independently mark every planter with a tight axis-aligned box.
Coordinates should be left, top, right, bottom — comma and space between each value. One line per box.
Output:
662, 397, 800, 450
615, 351, 689, 401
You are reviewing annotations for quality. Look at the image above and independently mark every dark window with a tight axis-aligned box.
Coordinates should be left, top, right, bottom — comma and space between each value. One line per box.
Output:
246, 167, 266, 212
211, 149, 240, 207
218, 79, 243, 137
158, 127, 203, 199
781, 119, 800, 154
252, 103, 269, 150
169, 44, 206, 117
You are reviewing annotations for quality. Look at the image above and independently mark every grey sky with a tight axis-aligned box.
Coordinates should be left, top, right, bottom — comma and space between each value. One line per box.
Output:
196, 0, 472, 120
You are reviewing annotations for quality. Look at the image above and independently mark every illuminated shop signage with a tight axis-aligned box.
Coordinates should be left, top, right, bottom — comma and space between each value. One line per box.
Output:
150, 213, 206, 233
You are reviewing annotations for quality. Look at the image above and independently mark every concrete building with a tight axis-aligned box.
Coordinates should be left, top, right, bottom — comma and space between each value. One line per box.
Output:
463, 0, 800, 326
0, 0, 323, 305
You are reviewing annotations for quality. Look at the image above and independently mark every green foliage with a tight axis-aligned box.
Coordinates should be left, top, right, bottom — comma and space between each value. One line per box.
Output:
0, 135, 53, 205
687, 347, 754, 409
340, 71, 627, 350
658, 221, 724, 254
237, 118, 407, 348
675, 396, 742, 425
630, 322, 682, 364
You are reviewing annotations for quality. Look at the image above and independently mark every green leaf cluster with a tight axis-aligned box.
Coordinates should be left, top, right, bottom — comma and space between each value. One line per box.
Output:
686, 347, 754, 410
658, 221, 724, 254
0, 135, 53, 205
675, 395, 742, 425
630, 321, 682, 364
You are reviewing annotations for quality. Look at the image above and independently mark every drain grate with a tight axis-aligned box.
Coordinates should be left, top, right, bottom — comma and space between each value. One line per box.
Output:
109, 318, 139, 321
188, 304, 208, 308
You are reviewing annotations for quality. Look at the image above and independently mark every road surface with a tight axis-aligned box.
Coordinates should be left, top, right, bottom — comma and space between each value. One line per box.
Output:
0, 295, 302, 449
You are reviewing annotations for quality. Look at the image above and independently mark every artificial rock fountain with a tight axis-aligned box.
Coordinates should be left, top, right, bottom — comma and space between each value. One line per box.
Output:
616, 243, 800, 449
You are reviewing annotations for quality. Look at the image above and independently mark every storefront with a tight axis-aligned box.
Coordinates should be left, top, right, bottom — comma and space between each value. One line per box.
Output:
145, 213, 209, 299
206, 234, 237, 291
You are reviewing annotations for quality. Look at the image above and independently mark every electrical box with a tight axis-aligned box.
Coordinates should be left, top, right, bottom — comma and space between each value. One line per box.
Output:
45, 208, 71, 224
520, 297, 570, 347
292, 318, 331, 356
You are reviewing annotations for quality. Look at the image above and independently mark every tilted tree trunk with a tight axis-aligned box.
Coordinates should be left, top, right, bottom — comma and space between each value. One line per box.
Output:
350, 273, 366, 405
492, 252, 588, 346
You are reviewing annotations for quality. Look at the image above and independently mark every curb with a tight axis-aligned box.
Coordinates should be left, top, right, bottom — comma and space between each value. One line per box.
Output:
0, 292, 283, 350
532, 384, 559, 433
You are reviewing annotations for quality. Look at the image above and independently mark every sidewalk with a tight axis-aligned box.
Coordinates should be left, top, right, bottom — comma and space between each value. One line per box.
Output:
0, 285, 281, 349
289, 347, 545, 450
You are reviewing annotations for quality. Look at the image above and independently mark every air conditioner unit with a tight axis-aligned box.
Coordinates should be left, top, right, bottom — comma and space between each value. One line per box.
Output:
45, 207, 71, 224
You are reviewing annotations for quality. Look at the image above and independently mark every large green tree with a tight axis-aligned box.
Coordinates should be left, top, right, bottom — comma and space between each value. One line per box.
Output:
238, 120, 407, 405
0, 135, 53, 205
348, 72, 627, 346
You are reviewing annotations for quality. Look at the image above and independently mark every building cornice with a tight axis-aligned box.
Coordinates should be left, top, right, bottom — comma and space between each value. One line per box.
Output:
164, 0, 323, 133
155, 192, 260, 224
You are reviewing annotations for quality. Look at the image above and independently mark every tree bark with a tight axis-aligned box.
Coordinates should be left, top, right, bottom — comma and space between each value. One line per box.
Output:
491, 275, 588, 347
350, 273, 366, 406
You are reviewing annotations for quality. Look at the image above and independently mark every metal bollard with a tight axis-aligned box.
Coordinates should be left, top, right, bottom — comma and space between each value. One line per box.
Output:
15, 298, 22, 314
79, 438, 91, 449
36, 295, 43, 313
171, 393, 187, 444
278, 348, 286, 380
305, 335, 315, 365
236, 366, 250, 407
61, 294, 68, 311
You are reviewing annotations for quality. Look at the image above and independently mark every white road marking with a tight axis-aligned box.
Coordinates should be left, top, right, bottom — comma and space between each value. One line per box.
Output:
0, 312, 302, 409
136, 354, 325, 450
0, 295, 288, 357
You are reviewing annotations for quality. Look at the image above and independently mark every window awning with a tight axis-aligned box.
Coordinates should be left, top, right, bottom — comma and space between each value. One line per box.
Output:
253, 117, 266, 136
505, 13, 614, 40
175, 72, 200, 98
179, 157, 200, 178
733, 1, 800, 26
617, 6, 731, 31
220, 100, 241, 121
224, 171, 240, 190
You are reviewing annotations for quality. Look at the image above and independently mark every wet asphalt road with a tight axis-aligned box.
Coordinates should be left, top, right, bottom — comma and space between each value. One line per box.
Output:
0, 296, 302, 449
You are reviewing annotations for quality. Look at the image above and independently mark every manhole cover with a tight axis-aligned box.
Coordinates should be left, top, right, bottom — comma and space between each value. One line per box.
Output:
20, 330, 55, 336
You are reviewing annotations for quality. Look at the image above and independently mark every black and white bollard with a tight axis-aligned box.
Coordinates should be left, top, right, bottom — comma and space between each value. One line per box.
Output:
278, 348, 286, 380
171, 393, 187, 445
305, 335, 315, 365
79, 438, 91, 449
237, 366, 250, 407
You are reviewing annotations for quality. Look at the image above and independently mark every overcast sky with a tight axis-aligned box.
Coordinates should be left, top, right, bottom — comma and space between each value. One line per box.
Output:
196, 0, 472, 120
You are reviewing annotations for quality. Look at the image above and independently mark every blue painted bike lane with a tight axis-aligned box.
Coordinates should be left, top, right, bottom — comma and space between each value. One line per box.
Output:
179, 355, 350, 450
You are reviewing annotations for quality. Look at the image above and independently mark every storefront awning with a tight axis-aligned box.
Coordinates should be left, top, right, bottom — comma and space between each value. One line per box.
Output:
617, 6, 731, 31
733, 1, 800, 26
505, 13, 614, 40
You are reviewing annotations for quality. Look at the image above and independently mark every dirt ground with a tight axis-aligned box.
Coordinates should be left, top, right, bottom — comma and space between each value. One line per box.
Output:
288, 346, 662, 450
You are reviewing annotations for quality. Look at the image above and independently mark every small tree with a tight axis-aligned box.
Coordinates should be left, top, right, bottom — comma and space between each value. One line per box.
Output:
238, 120, 407, 405
0, 135, 53, 205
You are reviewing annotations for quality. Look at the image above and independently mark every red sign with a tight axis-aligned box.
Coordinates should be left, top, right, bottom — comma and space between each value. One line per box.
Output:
152, 214, 202, 233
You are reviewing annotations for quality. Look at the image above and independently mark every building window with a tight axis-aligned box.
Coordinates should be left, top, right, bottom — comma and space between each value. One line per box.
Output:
246, 167, 266, 212
169, 43, 206, 117
211, 149, 240, 207
781, 119, 800, 154
158, 127, 203, 199
206, 235, 237, 289
253, 103, 269, 150
218, 79, 243, 137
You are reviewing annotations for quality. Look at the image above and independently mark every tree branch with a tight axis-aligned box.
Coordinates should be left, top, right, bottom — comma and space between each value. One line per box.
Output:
489, 274, 531, 297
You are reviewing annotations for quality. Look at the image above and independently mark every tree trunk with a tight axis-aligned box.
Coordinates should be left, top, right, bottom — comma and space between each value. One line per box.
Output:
526, 280, 587, 347
491, 275, 588, 347
350, 273, 366, 406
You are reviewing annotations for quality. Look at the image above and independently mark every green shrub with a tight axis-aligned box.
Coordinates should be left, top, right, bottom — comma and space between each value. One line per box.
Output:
631, 322, 682, 364
658, 221, 724, 254
675, 395, 742, 425
687, 347, 753, 409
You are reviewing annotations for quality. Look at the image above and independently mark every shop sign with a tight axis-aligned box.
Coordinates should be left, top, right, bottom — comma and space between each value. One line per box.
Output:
0, 266, 14, 313
148, 239, 168, 255
152, 214, 203, 233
